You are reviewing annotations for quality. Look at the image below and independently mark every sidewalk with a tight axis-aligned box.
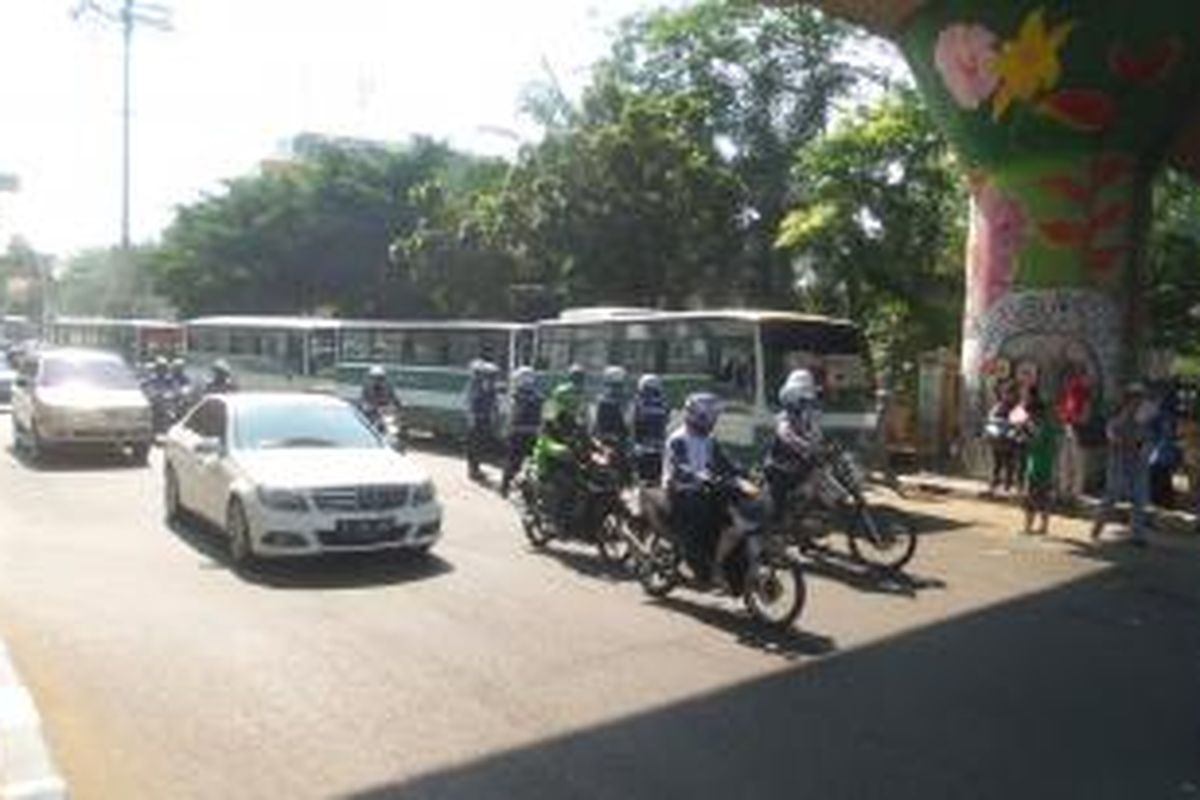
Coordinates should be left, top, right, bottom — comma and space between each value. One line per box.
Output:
893, 470, 1200, 540
0, 642, 67, 800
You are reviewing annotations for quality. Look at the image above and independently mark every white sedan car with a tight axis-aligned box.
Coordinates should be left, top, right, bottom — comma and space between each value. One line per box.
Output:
163, 392, 442, 567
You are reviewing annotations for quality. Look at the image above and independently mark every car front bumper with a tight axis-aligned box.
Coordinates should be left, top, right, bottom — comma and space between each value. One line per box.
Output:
243, 499, 444, 557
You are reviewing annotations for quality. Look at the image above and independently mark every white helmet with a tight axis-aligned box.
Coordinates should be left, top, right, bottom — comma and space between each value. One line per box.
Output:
512, 366, 535, 389
683, 392, 721, 434
637, 373, 663, 395
779, 368, 818, 410
368, 365, 387, 379
602, 365, 627, 387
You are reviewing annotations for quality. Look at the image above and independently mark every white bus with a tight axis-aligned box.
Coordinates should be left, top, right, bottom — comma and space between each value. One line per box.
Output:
47, 317, 184, 365
533, 309, 877, 459
183, 316, 341, 391
333, 320, 534, 438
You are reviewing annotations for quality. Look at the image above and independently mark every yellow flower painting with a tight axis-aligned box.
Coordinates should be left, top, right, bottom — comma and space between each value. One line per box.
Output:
992, 8, 1076, 120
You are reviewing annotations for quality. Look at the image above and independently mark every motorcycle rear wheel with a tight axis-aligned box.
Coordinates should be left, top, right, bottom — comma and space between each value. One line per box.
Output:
596, 512, 631, 566
514, 479, 551, 548
637, 532, 680, 598
744, 559, 806, 629
849, 506, 917, 572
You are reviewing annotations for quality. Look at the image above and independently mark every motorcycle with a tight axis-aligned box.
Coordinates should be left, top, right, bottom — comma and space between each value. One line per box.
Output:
625, 475, 807, 629
360, 402, 405, 451
511, 443, 631, 565
147, 383, 192, 435
774, 440, 917, 572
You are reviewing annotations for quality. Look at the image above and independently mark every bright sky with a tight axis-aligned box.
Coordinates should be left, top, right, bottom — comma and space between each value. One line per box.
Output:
0, 0, 670, 257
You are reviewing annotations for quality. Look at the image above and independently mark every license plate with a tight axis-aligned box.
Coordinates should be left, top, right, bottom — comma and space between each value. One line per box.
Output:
336, 517, 393, 535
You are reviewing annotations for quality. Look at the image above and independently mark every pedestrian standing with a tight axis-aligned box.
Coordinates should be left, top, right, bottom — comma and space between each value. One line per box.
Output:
1148, 382, 1181, 508
985, 381, 1018, 494
1019, 396, 1059, 535
1007, 383, 1040, 494
465, 357, 500, 481
1055, 367, 1091, 505
1092, 383, 1153, 546
500, 366, 542, 497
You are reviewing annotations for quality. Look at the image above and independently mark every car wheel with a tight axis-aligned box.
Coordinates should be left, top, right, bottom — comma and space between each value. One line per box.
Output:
27, 421, 47, 464
164, 465, 185, 524
226, 498, 256, 571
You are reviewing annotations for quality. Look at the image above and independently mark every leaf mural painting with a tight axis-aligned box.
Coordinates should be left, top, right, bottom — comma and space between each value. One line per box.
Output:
1037, 89, 1117, 132
1110, 37, 1184, 86
1034, 153, 1136, 281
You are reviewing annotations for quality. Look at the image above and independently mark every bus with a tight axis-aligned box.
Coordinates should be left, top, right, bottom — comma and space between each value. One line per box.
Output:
1, 314, 34, 345
47, 317, 184, 365
334, 320, 534, 438
533, 308, 877, 459
183, 316, 342, 391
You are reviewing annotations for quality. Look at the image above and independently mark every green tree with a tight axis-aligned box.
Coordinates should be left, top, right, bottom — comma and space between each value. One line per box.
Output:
603, 0, 862, 303
1146, 167, 1200, 367
56, 246, 171, 318
777, 89, 967, 387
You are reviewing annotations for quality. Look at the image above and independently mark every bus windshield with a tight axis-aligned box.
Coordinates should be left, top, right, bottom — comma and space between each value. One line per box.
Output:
760, 319, 871, 408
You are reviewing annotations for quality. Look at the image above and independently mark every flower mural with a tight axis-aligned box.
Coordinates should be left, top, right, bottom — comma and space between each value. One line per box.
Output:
992, 8, 1075, 120
934, 24, 999, 109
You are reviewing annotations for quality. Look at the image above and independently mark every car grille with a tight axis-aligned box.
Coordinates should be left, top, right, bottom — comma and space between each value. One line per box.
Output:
311, 485, 411, 512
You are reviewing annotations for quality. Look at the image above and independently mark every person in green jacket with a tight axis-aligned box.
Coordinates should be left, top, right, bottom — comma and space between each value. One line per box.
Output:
1021, 393, 1060, 536
534, 384, 591, 524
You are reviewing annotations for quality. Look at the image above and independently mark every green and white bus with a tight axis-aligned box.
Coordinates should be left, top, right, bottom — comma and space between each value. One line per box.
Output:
183, 316, 341, 391
533, 308, 876, 459
334, 320, 534, 438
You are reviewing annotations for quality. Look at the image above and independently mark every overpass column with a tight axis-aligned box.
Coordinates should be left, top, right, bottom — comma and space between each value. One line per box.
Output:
891, 1, 1200, 433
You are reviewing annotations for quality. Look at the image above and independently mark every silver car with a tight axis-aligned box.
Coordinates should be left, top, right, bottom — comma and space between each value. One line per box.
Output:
11, 348, 153, 464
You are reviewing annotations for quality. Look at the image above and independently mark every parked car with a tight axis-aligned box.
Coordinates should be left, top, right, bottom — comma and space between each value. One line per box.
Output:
11, 348, 153, 464
162, 392, 442, 568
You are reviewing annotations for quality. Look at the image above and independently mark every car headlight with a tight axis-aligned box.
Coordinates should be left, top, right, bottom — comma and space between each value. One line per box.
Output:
412, 481, 436, 505
255, 487, 310, 512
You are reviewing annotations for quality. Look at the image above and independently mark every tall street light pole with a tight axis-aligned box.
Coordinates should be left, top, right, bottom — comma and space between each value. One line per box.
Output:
73, 0, 171, 251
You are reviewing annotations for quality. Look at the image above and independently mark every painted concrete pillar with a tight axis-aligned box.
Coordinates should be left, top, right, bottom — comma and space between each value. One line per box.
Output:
892, 2, 1200, 430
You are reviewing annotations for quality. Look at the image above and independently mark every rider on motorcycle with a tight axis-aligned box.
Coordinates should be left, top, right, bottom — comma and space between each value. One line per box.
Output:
592, 365, 629, 453
501, 366, 543, 497
632, 373, 669, 485
203, 359, 237, 395
763, 368, 826, 519
359, 364, 402, 434
533, 384, 592, 524
143, 356, 172, 394
465, 357, 500, 480
169, 358, 192, 394
664, 392, 742, 584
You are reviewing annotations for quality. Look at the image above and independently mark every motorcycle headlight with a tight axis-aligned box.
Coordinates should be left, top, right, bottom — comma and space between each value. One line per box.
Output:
255, 487, 309, 512
412, 481, 436, 505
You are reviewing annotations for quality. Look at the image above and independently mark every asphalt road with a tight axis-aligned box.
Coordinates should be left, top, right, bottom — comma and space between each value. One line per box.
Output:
0, 420, 1196, 799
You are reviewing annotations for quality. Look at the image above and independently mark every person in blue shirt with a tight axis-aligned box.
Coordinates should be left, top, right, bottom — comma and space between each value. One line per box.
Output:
664, 392, 741, 584
592, 366, 629, 448
501, 366, 543, 497
631, 373, 669, 485
465, 357, 500, 481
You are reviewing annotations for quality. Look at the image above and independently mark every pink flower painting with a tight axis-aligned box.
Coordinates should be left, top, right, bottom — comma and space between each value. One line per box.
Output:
935, 24, 1000, 110
968, 180, 1027, 319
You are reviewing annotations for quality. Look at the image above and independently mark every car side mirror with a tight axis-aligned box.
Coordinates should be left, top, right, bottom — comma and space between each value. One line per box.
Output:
194, 437, 224, 457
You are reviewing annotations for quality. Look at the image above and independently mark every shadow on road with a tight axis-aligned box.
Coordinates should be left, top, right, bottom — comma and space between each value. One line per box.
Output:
165, 516, 454, 590
798, 543, 947, 597
528, 541, 628, 582
652, 592, 836, 660
5, 442, 149, 473
343, 561, 1200, 800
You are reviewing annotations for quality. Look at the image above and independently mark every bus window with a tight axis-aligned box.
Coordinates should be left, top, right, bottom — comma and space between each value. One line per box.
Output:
309, 330, 337, 375
514, 328, 534, 369
341, 329, 371, 361
538, 327, 572, 372
374, 330, 407, 362
409, 331, 450, 367
571, 326, 608, 371
707, 320, 756, 404
760, 319, 871, 408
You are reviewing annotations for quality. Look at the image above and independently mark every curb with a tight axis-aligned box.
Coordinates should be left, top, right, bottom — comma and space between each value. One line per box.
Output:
895, 474, 1199, 536
0, 643, 67, 800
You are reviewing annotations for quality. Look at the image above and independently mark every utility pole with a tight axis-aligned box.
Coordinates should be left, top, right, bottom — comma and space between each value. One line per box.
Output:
73, 0, 171, 251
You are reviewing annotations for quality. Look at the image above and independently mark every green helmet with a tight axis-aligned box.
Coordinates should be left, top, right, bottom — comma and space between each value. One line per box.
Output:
549, 383, 580, 419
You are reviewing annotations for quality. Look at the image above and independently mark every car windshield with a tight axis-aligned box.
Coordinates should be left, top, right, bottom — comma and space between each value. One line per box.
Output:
39, 357, 140, 390
233, 401, 382, 450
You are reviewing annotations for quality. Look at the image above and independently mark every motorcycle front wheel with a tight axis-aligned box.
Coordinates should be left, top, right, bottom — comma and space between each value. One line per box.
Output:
596, 510, 632, 566
744, 559, 806, 629
849, 506, 917, 572
514, 479, 551, 548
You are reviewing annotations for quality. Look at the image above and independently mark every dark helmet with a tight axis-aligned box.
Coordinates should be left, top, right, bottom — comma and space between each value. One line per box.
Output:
683, 392, 721, 435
